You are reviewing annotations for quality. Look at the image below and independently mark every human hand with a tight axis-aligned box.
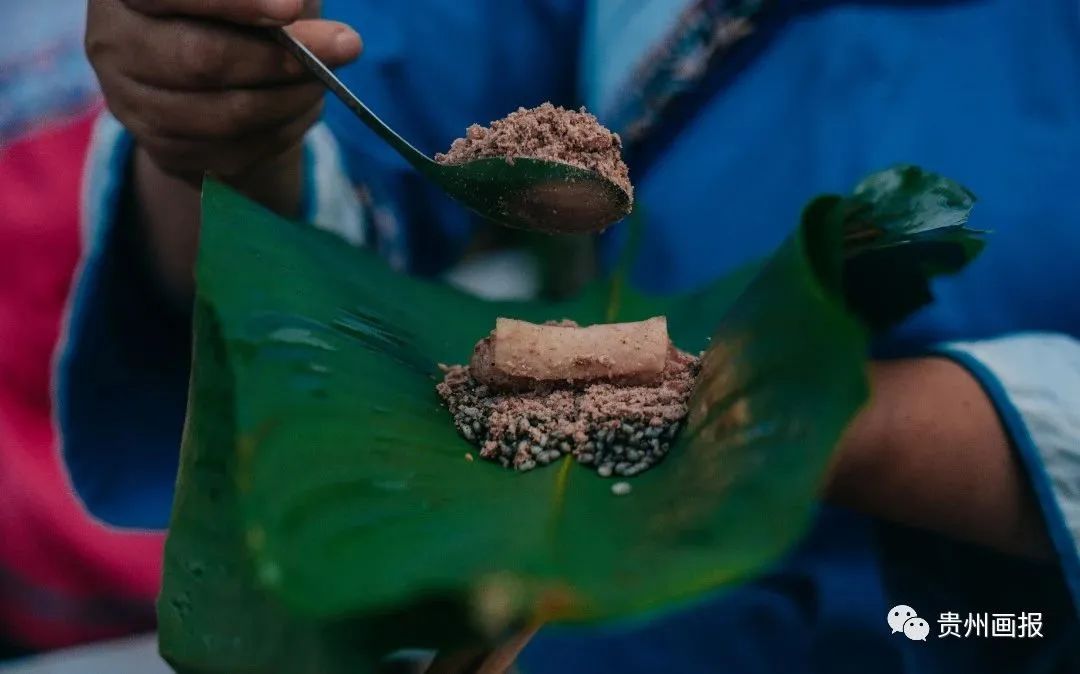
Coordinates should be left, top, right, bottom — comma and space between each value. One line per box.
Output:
86, 0, 362, 181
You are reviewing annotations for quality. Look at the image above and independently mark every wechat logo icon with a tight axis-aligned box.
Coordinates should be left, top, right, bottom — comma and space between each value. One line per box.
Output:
888, 605, 927, 641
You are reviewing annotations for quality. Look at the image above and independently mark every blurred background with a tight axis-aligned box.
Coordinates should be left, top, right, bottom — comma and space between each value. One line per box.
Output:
0, 1, 166, 670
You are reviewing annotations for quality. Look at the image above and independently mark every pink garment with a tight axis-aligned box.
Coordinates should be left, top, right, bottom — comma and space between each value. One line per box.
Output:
0, 97, 163, 651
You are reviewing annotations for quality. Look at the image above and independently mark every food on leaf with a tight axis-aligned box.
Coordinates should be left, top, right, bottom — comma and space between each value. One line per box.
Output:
438, 317, 698, 477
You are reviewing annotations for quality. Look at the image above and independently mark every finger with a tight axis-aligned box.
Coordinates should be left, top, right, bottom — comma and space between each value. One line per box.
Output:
142, 100, 323, 177
218, 100, 325, 177
116, 15, 361, 89
112, 76, 325, 141
122, 0, 304, 26
90, 0, 359, 89
286, 18, 363, 67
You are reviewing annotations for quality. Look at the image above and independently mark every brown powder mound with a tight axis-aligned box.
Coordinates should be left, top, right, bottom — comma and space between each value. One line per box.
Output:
435, 102, 633, 199
436, 348, 699, 477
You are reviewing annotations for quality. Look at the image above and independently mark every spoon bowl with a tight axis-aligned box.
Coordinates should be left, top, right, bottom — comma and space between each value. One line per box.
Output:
274, 29, 631, 234
426, 157, 631, 233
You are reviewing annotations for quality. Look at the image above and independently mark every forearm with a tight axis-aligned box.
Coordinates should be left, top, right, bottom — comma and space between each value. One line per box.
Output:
130, 145, 305, 307
826, 357, 1053, 559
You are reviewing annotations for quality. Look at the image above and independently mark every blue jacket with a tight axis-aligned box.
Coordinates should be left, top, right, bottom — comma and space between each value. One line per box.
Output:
67, 0, 1080, 671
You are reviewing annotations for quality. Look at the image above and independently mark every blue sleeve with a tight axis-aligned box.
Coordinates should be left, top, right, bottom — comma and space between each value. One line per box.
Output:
320, 0, 584, 275
57, 114, 188, 529
59, 114, 365, 529
933, 333, 1080, 616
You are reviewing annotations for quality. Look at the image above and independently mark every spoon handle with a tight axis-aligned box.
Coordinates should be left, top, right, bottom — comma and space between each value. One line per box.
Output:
270, 28, 435, 171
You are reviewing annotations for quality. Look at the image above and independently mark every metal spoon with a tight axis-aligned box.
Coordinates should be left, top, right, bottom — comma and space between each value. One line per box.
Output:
273, 28, 631, 234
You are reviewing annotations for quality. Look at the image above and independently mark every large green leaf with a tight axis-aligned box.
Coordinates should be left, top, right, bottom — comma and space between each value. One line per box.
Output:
159, 166, 983, 672
158, 301, 374, 674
